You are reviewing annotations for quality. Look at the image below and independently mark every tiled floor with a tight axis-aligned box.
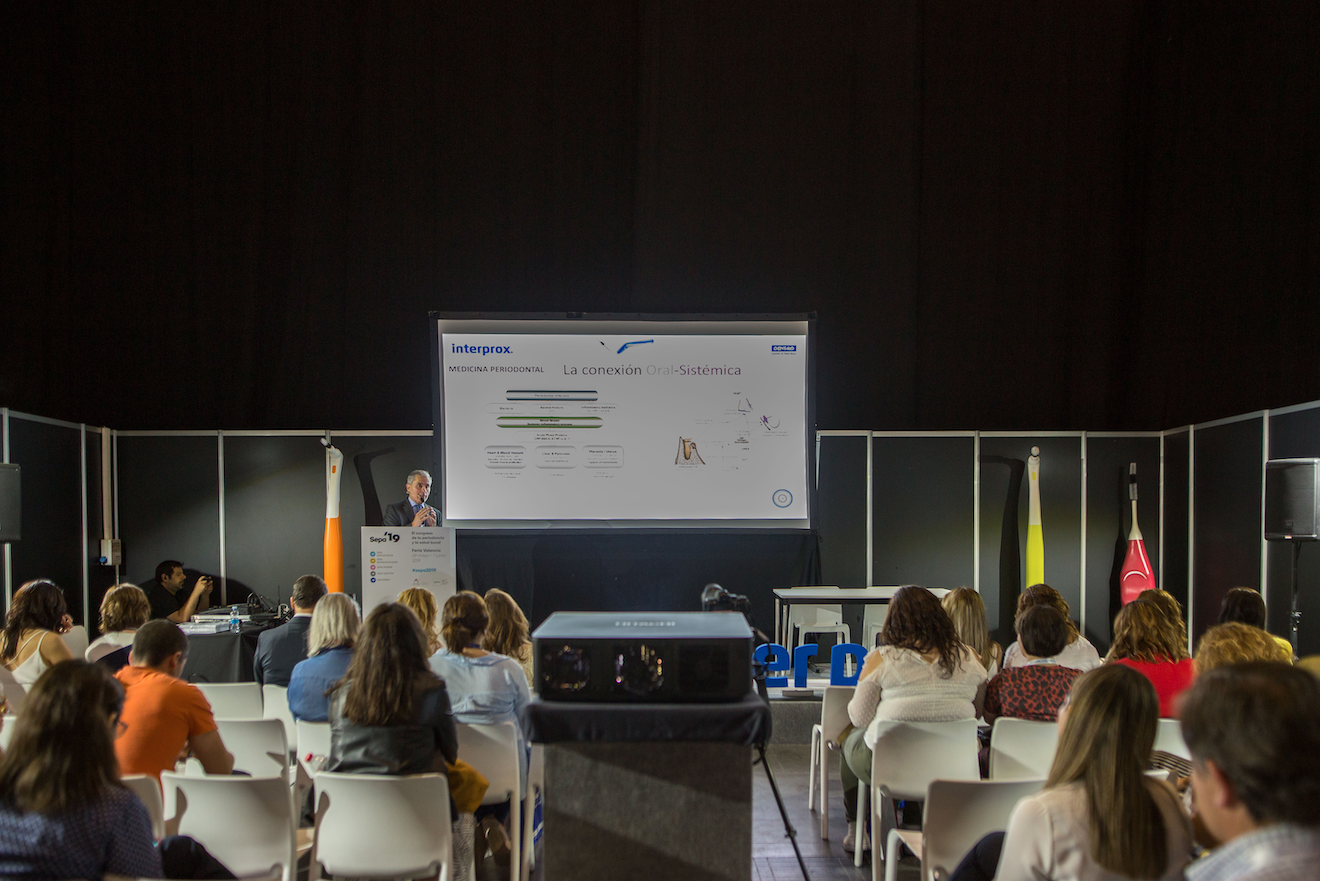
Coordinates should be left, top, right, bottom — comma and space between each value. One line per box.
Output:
473, 742, 918, 881
752, 743, 920, 881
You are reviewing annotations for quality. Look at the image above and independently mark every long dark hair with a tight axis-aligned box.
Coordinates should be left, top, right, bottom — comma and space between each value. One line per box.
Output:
881, 586, 965, 678
0, 661, 125, 814
1047, 665, 1166, 879
338, 603, 441, 726
3, 580, 67, 661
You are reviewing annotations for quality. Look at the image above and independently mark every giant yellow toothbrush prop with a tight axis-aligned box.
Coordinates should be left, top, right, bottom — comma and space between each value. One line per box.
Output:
323, 439, 344, 593
1026, 446, 1044, 586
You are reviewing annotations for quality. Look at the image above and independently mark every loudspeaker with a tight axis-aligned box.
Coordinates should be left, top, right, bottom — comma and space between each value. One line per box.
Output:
0, 464, 19, 542
1265, 458, 1320, 541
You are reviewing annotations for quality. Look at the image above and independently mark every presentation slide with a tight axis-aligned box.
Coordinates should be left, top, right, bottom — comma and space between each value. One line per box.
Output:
435, 318, 811, 527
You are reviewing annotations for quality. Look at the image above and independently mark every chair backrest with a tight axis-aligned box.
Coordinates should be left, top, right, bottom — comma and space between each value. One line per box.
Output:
1153, 718, 1190, 761
86, 640, 124, 663
161, 772, 297, 881
121, 774, 166, 840
262, 684, 296, 750
819, 685, 855, 746
456, 720, 521, 804
923, 778, 1046, 881
0, 665, 26, 714
215, 718, 289, 780
792, 603, 844, 627
313, 771, 452, 880
296, 719, 332, 763
195, 681, 264, 719
870, 719, 980, 801
61, 625, 89, 659
988, 718, 1060, 780
0, 716, 17, 751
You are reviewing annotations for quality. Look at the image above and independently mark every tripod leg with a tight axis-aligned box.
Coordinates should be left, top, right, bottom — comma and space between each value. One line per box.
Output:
756, 743, 811, 881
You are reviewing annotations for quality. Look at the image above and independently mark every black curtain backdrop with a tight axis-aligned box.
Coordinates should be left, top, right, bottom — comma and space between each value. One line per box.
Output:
3, 2, 1317, 434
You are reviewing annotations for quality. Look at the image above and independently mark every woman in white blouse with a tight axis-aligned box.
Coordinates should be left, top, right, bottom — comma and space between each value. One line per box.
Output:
951, 664, 1194, 881
1001, 583, 1102, 672
840, 585, 988, 852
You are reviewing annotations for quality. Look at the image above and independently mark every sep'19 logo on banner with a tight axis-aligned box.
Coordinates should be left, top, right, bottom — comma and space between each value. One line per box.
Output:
754, 642, 868, 687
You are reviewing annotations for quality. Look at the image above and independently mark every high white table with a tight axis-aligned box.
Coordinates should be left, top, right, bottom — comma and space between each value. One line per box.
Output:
772, 586, 903, 647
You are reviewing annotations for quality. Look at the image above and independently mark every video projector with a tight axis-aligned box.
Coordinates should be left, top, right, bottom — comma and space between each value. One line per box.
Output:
533, 611, 753, 703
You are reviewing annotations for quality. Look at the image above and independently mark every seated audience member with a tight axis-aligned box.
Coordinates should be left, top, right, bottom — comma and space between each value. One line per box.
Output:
253, 574, 327, 687
482, 588, 534, 687
1002, 584, 1102, 672
1139, 589, 1191, 659
86, 583, 151, 671
142, 559, 213, 623
842, 586, 988, 852
0, 661, 162, 878
1195, 622, 1291, 673
324, 602, 457, 775
430, 591, 531, 865
1182, 663, 1320, 881
0, 662, 235, 880
115, 620, 234, 781
943, 587, 1002, 677
983, 605, 1083, 723
1218, 586, 1294, 660
952, 665, 1194, 881
2, 579, 75, 687
1105, 596, 1194, 718
398, 586, 443, 655
287, 593, 360, 722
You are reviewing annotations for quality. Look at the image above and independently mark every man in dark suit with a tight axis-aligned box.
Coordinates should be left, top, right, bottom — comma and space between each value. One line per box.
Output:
253, 574, 327, 687
382, 469, 438, 527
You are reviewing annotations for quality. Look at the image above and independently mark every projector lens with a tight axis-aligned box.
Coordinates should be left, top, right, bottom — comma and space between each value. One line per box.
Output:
542, 645, 590, 694
614, 643, 664, 696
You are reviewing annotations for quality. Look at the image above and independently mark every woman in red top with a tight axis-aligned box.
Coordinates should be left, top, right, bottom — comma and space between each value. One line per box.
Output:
1105, 597, 1194, 717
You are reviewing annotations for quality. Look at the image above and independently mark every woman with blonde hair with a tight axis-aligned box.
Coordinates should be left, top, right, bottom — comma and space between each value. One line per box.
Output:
1105, 596, 1193, 718
1002, 583, 1101, 672
957, 665, 1194, 881
1138, 589, 1189, 659
942, 588, 1002, 676
288, 593, 361, 722
1194, 621, 1291, 672
398, 586, 443, 655
482, 588, 534, 685
85, 583, 151, 669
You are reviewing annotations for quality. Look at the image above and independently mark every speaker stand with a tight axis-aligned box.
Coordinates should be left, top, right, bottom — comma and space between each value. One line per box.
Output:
1290, 542, 1303, 656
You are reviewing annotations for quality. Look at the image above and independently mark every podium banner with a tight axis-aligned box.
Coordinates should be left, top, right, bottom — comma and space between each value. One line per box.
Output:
360, 527, 457, 615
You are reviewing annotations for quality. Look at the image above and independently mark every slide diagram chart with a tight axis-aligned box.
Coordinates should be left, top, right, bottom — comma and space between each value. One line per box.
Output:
438, 329, 809, 524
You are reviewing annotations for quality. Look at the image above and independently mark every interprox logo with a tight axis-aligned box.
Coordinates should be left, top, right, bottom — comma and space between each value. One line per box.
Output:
451, 344, 511, 355
771, 344, 796, 352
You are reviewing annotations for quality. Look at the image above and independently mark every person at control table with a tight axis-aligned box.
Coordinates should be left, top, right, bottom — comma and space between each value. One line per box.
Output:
383, 469, 438, 528
142, 559, 213, 623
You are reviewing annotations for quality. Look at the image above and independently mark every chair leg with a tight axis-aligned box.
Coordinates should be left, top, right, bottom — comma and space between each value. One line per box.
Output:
884, 828, 904, 881
819, 745, 830, 840
808, 726, 820, 812
509, 794, 521, 881
854, 784, 867, 868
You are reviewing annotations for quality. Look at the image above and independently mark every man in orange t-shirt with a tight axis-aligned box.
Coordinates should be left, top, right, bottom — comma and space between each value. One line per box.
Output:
115, 620, 234, 782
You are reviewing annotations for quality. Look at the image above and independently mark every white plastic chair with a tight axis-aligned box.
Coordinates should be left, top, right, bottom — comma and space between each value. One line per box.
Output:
196, 681, 263, 719
61, 625, 89, 659
456, 721, 523, 879
520, 743, 544, 881
0, 665, 27, 714
311, 771, 454, 881
262, 684, 297, 754
86, 639, 129, 663
1154, 718, 1190, 760
161, 772, 298, 881
987, 718, 1059, 780
809, 684, 855, 839
858, 719, 980, 873
295, 719, 332, 774
791, 604, 852, 652
0, 715, 15, 752
215, 718, 289, 780
121, 774, 166, 840
863, 602, 889, 649
885, 778, 1046, 881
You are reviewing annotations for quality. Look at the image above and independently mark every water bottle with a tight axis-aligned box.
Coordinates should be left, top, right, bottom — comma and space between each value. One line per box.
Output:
230, 606, 241, 633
